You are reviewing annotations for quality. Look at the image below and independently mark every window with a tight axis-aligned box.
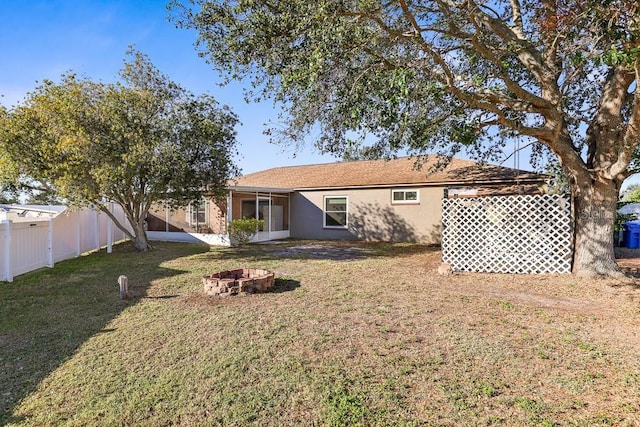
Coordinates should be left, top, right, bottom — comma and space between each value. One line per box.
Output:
391, 189, 419, 204
324, 196, 348, 228
187, 199, 209, 232
191, 203, 206, 225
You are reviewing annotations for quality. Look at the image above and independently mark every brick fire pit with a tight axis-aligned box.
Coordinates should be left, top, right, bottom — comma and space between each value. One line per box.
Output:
203, 268, 275, 297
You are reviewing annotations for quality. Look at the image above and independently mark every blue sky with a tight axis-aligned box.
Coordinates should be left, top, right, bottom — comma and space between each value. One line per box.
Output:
2, 1, 638, 188
0, 0, 338, 175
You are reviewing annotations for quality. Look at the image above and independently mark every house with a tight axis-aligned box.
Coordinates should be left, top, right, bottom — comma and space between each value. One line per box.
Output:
0, 204, 66, 220
145, 156, 546, 245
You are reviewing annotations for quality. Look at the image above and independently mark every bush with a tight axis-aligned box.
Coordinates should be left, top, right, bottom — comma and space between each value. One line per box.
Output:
615, 212, 636, 231
228, 218, 264, 246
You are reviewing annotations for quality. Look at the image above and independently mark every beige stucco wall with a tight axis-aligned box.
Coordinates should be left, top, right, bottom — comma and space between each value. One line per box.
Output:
290, 186, 444, 244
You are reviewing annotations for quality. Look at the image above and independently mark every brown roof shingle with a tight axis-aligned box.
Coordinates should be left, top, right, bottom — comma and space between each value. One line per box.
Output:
230, 156, 544, 190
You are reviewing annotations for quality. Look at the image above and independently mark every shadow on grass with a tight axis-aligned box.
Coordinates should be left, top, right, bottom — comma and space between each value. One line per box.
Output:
268, 278, 302, 293
0, 242, 209, 425
207, 240, 439, 263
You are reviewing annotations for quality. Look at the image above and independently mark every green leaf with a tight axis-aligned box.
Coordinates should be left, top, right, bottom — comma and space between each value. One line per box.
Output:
0, 49, 239, 251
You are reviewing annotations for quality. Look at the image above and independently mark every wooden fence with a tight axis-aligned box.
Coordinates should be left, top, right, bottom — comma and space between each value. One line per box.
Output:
1, 204, 130, 282
442, 194, 573, 274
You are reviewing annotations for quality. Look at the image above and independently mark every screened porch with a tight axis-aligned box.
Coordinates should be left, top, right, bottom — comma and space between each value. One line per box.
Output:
228, 188, 291, 243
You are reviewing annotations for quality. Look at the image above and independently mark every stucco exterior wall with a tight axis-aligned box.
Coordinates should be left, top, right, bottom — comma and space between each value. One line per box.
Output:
290, 186, 444, 244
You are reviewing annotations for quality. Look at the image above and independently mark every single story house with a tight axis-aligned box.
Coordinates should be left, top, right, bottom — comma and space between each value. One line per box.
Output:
145, 156, 546, 245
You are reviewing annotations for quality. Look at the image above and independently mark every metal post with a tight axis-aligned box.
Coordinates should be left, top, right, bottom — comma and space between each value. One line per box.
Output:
268, 192, 272, 238
288, 193, 291, 234
255, 192, 259, 238
226, 191, 233, 246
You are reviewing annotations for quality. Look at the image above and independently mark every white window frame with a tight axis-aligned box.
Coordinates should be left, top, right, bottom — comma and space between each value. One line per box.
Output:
391, 189, 420, 204
187, 199, 208, 228
323, 196, 348, 228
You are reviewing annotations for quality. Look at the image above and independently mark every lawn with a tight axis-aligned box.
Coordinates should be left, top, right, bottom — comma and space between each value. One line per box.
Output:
1, 241, 640, 426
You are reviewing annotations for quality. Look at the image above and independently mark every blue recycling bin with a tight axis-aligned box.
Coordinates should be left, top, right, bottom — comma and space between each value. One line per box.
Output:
624, 222, 640, 249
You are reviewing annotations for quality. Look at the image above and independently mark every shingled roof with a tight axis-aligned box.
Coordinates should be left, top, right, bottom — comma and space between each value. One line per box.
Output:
230, 156, 544, 191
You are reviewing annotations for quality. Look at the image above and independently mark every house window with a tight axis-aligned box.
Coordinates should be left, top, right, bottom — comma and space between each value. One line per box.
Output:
324, 196, 348, 228
391, 189, 419, 204
187, 200, 208, 232
191, 203, 206, 225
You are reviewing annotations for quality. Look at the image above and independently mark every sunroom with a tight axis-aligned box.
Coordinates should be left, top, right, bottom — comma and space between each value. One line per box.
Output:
145, 186, 292, 245
228, 186, 292, 243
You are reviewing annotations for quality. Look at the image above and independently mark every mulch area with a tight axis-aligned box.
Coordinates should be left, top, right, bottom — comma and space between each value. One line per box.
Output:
615, 247, 640, 275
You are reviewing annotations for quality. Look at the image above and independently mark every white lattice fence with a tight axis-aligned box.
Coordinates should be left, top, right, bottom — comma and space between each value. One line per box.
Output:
442, 194, 572, 274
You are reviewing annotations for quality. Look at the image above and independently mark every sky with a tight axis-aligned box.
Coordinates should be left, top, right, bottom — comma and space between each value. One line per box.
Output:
1, 1, 638, 189
0, 0, 339, 175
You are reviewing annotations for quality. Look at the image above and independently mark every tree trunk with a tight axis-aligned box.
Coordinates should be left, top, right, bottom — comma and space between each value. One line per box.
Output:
131, 221, 153, 252
572, 177, 622, 277
98, 204, 153, 252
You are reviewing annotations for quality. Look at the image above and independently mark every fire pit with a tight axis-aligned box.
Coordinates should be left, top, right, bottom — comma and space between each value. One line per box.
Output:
203, 268, 275, 297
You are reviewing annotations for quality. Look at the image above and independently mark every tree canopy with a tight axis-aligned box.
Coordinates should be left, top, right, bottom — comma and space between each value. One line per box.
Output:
171, 0, 640, 275
0, 49, 239, 251
621, 184, 640, 202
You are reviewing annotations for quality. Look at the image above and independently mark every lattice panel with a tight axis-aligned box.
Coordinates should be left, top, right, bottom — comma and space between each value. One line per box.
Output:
442, 194, 572, 274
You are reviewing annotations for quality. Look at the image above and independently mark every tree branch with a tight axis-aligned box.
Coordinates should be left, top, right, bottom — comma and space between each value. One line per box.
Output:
464, 18, 554, 113
608, 66, 640, 179
467, 0, 561, 102
587, 64, 636, 176
97, 203, 135, 242
509, 0, 525, 39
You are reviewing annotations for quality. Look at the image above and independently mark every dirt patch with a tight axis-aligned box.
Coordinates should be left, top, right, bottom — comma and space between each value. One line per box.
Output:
428, 264, 640, 357
269, 243, 377, 261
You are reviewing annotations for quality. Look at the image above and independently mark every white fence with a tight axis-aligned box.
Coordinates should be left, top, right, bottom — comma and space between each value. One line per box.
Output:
442, 194, 573, 274
1, 204, 131, 282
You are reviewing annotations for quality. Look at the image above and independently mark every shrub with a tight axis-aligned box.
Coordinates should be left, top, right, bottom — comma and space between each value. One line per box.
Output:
615, 213, 636, 231
228, 218, 264, 246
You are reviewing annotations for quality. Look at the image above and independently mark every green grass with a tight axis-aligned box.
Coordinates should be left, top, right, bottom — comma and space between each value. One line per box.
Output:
1, 240, 640, 425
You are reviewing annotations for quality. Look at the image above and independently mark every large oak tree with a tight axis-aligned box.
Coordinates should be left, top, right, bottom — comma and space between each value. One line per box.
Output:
171, 0, 640, 275
0, 50, 239, 251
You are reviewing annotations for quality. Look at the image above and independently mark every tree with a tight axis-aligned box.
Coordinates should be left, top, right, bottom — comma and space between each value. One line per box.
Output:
0, 188, 18, 204
171, 0, 640, 276
621, 184, 640, 202
0, 49, 239, 251
23, 191, 64, 205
